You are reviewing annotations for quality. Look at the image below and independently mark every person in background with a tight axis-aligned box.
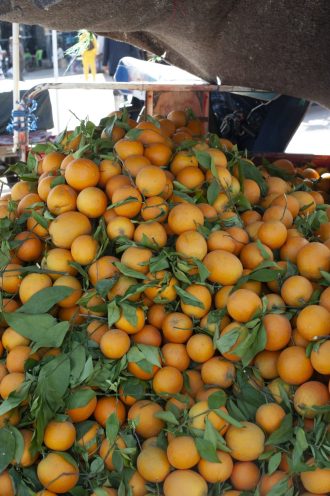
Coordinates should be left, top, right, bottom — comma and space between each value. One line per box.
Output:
102, 38, 145, 77
96, 35, 104, 72
0, 44, 5, 79
80, 31, 98, 81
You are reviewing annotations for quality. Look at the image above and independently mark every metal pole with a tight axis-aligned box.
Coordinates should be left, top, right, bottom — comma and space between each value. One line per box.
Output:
52, 30, 60, 132
12, 23, 20, 152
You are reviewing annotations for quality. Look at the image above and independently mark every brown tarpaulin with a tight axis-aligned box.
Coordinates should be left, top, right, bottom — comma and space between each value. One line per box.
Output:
1, 0, 330, 107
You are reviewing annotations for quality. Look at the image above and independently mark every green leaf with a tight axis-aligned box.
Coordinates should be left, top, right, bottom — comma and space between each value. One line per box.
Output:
239, 158, 268, 196
50, 175, 66, 188
146, 115, 161, 128
204, 418, 218, 448
194, 150, 212, 169
69, 345, 86, 385
208, 390, 227, 410
125, 128, 143, 140
120, 379, 146, 399
233, 322, 266, 367
105, 412, 120, 446
256, 239, 272, 260
67, 389, 96, 409
216, 327, 240, 353
96, 277, 118, 298
195, 259, 210, 282
114, 262, 146, 280
266, 414, 293, 445
120, 302, 138, 327
136, 344, 161, 367
268, 452, 282, 474
195, 438, 219, 462
0, 381, 31, 416
214, 408, 242, 428
320, 270, 330, 284
38, 354, 71, 399
250, 268, 282, 282
4, 313, 70, 349
16, 286, 74, 314
175, 285, 204, 309
154, 410, 179, 425
207, 179, 221, 205
0, 427, 16, 472
31, 210, 49, 229
108, 300, 120, 327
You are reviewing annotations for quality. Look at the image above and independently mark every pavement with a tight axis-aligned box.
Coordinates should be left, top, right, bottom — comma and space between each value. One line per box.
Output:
1, 66, 330, 154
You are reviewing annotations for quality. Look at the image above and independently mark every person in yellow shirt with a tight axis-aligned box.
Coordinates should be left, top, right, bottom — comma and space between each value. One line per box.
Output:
79, 31, 98, 81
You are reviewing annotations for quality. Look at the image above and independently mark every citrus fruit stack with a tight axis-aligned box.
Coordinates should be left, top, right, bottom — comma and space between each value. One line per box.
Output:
0, 108, 329, 496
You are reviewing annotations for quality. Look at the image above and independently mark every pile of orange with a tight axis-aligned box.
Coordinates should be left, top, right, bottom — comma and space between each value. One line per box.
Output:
0, 108, 329, 496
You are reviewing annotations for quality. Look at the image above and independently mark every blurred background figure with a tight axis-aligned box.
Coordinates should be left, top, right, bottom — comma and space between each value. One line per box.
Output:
0, 43, 5, 79
80, 30, 97, 80
8, 35, 25, 80
102, 38, 145, 77
96, 35, 104, 72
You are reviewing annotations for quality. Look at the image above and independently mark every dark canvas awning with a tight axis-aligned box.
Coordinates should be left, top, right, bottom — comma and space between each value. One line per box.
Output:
1, 0, 330, 107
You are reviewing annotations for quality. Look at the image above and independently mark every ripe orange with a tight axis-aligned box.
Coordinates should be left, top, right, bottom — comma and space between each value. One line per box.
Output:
257, 220, 287, 249
180, 284, 212, 318
0, 470, 15, 496
127, 400, 165, 438
254, 350, 280, 379
263, 205, 293, 228
0, 372, 25, 399
47, 184, 77, 215
141, 195, 169, 222
280, 275, 313, 307
311, 340, 330, 374
242, 179, 261, 204
114, 139, 144, 160
207, 230, 236, 253
259, 471, 291, 496
49, 211, 92, 248
14, 231, 43, 262
44, 420, 76, 450
198, 450, 234, 483
293, 381, 330, 418
168, 203, 204, 234
43, 248, 77, 280
107, 216, 135, 240
42, 151, 66, 172
300, 459, 330, 494
152, 366, 183, 395
225, 421, 265, 461
123, 154, 150, 177
133, 221, 167, 247
76, 187, 108, 218
163, 469, 207, 496
37, 452, 79, 493
230, 462, 260, 491
94, 396, 126, 427
255, 403, 286, 433
167, 436, 200, 469
6, 345, 38, 373
201, 357, 236, 388
98, 158, 121, 186
71, 234, 99, 265
263, 313, 292, 351
162, 312, 193, 343
186, 334, 214, 363
107, 275, 140, 302
11, 180, 37, 202
291, 191, 316, 215
133, 325, 162, 347
65, 158, 100, 190
144, 270, 177, 302
17, 192, 43, 216
240, 241, 274, 270
67, 388, 97, 422
144, 143, 172, 166
0, 263, 22, 294
100, 328, 131, 359
203, 250, 243, 285
227, 289, 262, 322
105, 174, 130, 199
99, 436, 126, 470
277, 346, 313, 385
137, 446, 170, 482
86, 320, 108, 344
296, 242, 330, 280
112, 185, 142, 218
19, 273, 52, 304
296, 305, 330, 341
272, 193, 300, 217
88, 255, 119, 286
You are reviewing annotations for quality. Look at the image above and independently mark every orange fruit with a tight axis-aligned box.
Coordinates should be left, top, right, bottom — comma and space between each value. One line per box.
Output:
0, 470, 15, 496
77, 421, 102, 456
0, 263, 22, 294
291, 190, 316, 215
65, 158, 100, 190
198, 450, 234, 483
281, 275, 313, 307
114, 139, 144, 160
227, 289, 262, 322
116, 306, 145, 334
263, 313, 292, 351
147, 304, 167, 329
266, 176, 290, 195
128, 470, 147, 496
259, 471, 291, 496
98, 158, 121, 186
133, 221, 167, 248
163, 469, 207, 496
137, 446, 170, 482
121, 246, 152, 274
296, 242, 330, 280
67, 388, 97, 422
100, 328, 131, 359
255, 403, 286, 433
168, 203, 204, 234
141, 195, 169, 222
272, 193, 300, 218
311, 340, 330, 375
294, 381, 330, 418
180, 284, 212, 318
99, 436, 126, 470
176, 230, 208, 260
37, 452, 79, 493
144, 143, 172, 166
300, 459, 330, 494
242, 179, 260, 204
162, 312, 193, 343
230, 462, 260, 491
136, 165, 167, 197
49, 211, 92, 248
16, 429, 39, 467
127, 400, 165, 438
86, 320, 108, 344
26, 215, 48, 239
107, 275, 140, 302
257, 220, 287, 249
71, 234, 99, 265
144, 270, 177, 302
226, 226, 249, 255
167, 436, 200, 469
17, 193, 43, 216
94, 396, 126, 427
107, 216, 135, 240
296, 305, 330, 341
42, 151, 65, 172
6, 345, 38, 373
112, 185, 142, 218
14, 230, 43, 262
186, 334, 214, 363
11, 180, 37, 202
133, 325, 162, 347
170, 150, 199, 175
123, 155, 151, 177
279, 236, 309, 263
277, 346, 313, 385
88, 255, 119, 286
263, 205, 293, 228
201, 357, 236, 388
105, 174, 130, 199
225, 421, 265, 461
254, 350, 280, 379
47, 184, 77, 215
239, 242, 274, 270
0, 372, 25, 399
19, 273, 52, 304
188, 401, 228, 432
43, 248, 77, 280
44, 420, 76, 450
176, 166, 205, 189
207, 230, 236, 253
76, 187, 108, 218
203, 250, 243, 285
152, 366, 183, 395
